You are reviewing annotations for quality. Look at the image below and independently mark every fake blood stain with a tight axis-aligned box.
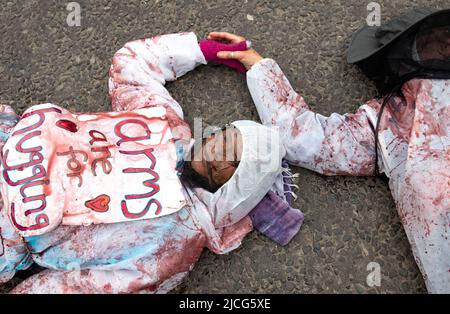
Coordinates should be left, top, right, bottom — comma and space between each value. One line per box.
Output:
56, 119, 78, 133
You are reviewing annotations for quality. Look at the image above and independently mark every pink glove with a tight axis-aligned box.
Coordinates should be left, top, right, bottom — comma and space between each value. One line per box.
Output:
199, 39, 250, 73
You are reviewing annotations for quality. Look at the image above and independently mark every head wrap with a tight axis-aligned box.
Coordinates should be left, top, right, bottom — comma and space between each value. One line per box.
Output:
194, 120, 286, 228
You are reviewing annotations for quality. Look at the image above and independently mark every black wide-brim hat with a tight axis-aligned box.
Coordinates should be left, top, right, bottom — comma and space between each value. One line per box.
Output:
347, 7, 450, 64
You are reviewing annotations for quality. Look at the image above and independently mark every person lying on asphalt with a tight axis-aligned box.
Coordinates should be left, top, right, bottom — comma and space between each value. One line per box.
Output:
215, 21, 448, 293
0, 32, 304, 293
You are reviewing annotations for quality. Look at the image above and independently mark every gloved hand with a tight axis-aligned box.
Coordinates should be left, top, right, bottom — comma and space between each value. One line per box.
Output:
199, 38, 250, 73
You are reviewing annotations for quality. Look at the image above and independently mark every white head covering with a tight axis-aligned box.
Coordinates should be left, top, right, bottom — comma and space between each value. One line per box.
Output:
194, 120, 286, 228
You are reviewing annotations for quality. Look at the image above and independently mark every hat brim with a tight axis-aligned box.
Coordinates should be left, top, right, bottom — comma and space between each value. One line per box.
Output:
347, 8, 449, 64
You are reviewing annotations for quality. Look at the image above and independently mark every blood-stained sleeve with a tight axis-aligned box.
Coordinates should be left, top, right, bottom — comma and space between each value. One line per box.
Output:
247, 58, 382, 176
0, 104, 33, 283
205, 216, 253, 255
108, 32, 207, 115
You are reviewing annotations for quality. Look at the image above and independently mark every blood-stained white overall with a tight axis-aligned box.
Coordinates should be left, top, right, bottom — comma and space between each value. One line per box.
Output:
246, 58, 449, 293
0, 33, 253, 293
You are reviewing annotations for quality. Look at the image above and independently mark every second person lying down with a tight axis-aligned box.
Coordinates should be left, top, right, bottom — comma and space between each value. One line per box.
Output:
213, 30, 449, 293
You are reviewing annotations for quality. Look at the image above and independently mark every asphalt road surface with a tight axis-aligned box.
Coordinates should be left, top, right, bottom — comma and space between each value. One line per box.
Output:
1, 0, 448, 293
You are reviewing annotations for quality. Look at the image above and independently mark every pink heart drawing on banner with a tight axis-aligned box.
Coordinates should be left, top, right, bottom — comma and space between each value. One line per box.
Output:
85, 194, 110, 213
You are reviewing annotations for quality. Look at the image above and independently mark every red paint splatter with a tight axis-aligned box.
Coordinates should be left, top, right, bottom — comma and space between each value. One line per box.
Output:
56, 119, 78, 133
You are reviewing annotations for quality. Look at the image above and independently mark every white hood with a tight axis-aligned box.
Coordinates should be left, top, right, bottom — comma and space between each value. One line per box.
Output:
194, 120, 286, 228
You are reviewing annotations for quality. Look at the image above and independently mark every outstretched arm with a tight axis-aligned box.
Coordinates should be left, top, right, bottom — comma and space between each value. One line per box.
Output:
108, 32, 206, 115
246, 59, 381, 176
215, 32, 382, 176
212, 32, 381, 176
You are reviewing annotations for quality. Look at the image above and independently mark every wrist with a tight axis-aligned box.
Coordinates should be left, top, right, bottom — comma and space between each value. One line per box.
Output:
246, 54, 264, 70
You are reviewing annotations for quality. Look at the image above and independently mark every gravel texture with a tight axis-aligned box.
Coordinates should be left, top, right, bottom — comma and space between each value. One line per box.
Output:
1, 0, 447, 294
